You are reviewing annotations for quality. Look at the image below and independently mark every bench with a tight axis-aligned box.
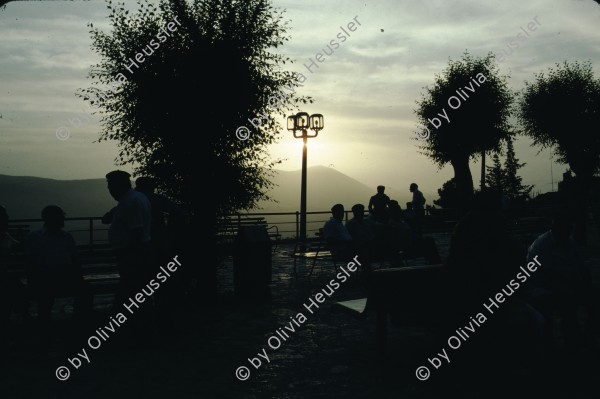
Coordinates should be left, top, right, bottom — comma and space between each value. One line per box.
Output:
335, 264, 444, 354
217, 216, 281, 249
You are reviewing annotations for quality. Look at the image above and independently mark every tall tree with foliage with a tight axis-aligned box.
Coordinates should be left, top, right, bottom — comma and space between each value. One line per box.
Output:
503, 138, 533, 201
84, 0, 309, 299
434, 178, 460, 209
485, 152, 505, 193
415, 52, 513, 209
485, 138, 533, 201
518, 61, 600, 243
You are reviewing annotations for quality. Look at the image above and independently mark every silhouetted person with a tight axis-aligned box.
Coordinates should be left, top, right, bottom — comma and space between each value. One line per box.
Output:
525, 207, 596, 350
106, 171, 152, 298
387, 200, 412, 252
106, 170, 153, 347
101, 206, 116, 225
368, 185, 390, 223
409, 183, 425, 236
24, 206, 92, 328
346, 204, 375, 244
346, 204, 377, 264
323, 204, 353, 260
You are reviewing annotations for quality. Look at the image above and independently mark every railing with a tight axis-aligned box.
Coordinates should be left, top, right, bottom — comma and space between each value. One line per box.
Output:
7, 205, 556, 249
8, 217, 107, 251
217, 208, 466, 240
7, 212, 354, 249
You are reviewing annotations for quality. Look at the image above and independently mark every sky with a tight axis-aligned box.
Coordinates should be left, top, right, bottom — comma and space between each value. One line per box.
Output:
1, 0, 600, 202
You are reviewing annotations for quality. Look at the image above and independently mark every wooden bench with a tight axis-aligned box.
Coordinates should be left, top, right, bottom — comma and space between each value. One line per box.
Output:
335, 264, 444, 354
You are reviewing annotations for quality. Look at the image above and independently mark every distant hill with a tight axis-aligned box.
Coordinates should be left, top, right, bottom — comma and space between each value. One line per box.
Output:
0, 167, 410, 219
0, 175, 114, 219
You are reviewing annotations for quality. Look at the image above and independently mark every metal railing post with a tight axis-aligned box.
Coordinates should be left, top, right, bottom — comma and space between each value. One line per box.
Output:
295, 211, 299, 240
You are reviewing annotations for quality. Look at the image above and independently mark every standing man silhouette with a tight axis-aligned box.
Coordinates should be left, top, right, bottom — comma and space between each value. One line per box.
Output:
105, 171, 152, 299
368, 185, 390, 223
409, 183, 426, 237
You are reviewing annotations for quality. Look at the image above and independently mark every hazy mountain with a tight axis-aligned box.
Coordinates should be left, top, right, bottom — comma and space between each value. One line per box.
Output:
0, 167, 410, 219
256, 166, 409, 212
0, 174, 114, 219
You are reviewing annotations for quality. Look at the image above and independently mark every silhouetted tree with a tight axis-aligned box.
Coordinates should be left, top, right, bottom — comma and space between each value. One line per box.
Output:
486, 138, 533, 202
415, 52, 513, 209
84, 0, 310, 299
503, 138, 533, 201
485, 152, 504, 193
518, 61, 600, 243
434, 178, 461, 209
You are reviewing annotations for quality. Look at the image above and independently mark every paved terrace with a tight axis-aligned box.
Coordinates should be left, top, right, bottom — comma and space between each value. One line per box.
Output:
1, 229, 600, 398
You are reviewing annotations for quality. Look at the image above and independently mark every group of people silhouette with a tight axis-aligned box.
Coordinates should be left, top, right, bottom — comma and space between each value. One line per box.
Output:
323, 183, 440, 268
0, 170, 184, 348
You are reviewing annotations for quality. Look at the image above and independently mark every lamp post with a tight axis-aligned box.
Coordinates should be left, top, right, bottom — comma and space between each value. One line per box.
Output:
287, 112, 324, 246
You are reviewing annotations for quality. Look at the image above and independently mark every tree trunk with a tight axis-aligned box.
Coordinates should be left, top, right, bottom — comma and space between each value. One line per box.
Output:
450, 156, 474, 214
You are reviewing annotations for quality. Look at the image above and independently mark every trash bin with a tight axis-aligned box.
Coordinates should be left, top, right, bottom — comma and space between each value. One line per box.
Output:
233, 225, 272, 301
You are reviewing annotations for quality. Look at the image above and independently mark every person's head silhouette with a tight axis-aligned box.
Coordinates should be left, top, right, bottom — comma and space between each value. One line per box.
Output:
377, 185, 385, 194
409, 183, 418, 193
351, 204, 364, 220
331, 204, 345, 222
106, 170, 132, 201
41, 205, 65, 231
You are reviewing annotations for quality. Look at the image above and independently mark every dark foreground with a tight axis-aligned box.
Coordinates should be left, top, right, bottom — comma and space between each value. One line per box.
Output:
1, 233, 600, 399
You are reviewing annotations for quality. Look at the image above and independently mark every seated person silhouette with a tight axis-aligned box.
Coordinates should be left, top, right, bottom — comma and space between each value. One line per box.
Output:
346, 204, 377, 262
323, 204, 354, 260
368, 185, 390, 223
387, 200, 412, 250
24, 206, 92, 325
346, 204, 375, 244
525, 207, 596, 349
386, 200, 439, 264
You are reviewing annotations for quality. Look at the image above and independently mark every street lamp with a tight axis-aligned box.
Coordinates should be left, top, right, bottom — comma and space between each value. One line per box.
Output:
287, 112, 324, 246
